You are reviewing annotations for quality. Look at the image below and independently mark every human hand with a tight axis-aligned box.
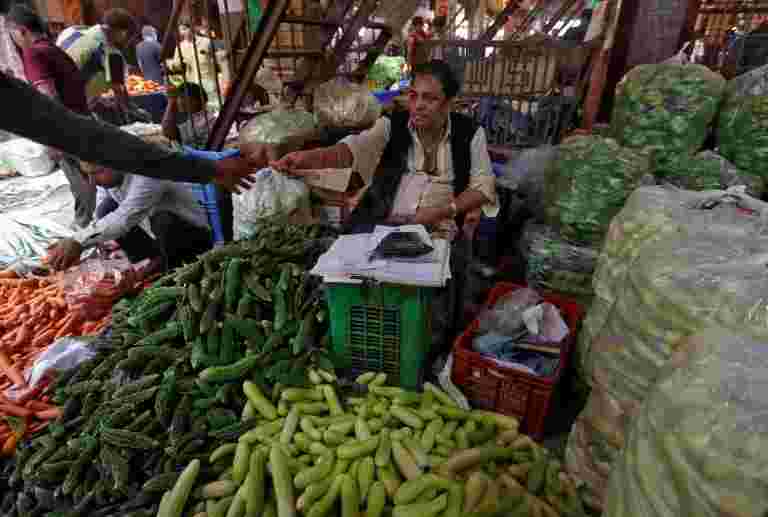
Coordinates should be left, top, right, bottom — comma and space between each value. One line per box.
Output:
269, 151, 309, 173
46, 238, 83, 271
413, 206, 450, 226
213, 157, 256, 193
48, 147, 64, 163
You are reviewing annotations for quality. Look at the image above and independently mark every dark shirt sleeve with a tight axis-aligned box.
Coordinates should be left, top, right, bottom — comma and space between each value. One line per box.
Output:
22, 47, 53, 84
0, 71, 216, 183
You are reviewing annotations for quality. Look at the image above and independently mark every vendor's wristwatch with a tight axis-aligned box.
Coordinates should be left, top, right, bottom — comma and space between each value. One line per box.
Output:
449, 201, 458, 218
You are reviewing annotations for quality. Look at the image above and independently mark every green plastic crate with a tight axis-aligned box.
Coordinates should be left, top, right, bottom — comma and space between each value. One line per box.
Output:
325, 283, 433, 390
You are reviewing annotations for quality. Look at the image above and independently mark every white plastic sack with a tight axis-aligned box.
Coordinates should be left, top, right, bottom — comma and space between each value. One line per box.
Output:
233, 168, 311, 240
313, 78, 381, 129
0, 138, 54, 177
568, 185, 768, 510
4, 337, 95, 401
605, 327, 768, 517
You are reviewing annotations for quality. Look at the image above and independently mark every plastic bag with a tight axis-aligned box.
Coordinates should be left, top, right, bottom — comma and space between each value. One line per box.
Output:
233, 168, 312, 240
0, 212, 74, 262
567, 185, 768, 509
313, 78, 382, 129
476, 287, 542, 336
497, 144, 556, 218
605, 327, 768, 517
611, 63, 725, 168
520, 221, 599, 300
62, 257, 140, 321
24, 337, 95, 392
0, 138, 54, 177
239, 109, 319, 163
543, 136, 652, 245
716, 64, 768, 178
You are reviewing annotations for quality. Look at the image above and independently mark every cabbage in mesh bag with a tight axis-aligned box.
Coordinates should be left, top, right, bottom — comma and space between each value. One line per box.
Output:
605, 327, 768, 517
611, 63, 725, 164
239, 109, 319, 163
313, 78, 382, 129
717, 64, 768, 178
543, 136, 651, 245
655, 150, 765, 196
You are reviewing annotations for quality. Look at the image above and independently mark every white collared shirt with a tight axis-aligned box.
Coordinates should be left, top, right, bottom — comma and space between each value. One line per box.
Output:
74, 174, 209, 248
341, 115, 499, 237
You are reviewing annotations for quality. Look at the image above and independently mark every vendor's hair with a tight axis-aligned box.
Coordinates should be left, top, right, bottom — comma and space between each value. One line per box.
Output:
6, 4, 47, 35
411, 60, 461, 99
181, 82, 208, 103
103, 8, 136, 32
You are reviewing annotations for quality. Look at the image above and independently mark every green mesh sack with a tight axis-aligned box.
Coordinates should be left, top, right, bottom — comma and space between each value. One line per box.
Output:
611, 64, 726, 164
656, 150, 765, 195
543, 136, 652, 245
717, 65, 768, 178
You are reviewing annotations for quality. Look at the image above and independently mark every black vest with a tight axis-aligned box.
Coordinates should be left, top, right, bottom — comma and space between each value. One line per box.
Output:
344, 111, 477, 233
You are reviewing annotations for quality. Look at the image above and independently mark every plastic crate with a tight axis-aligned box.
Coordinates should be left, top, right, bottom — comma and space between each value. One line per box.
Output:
325, 283, 433, 390
452, 283, 584, 439
183, 147, 239, 245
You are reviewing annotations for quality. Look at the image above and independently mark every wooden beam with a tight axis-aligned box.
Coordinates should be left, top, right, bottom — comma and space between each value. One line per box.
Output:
207, 0, 292, 150
160, 0, 188, 60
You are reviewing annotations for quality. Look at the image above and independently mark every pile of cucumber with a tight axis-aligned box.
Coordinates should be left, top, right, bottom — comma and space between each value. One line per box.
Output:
0, 225, 339, 517
159, 372, 588, 517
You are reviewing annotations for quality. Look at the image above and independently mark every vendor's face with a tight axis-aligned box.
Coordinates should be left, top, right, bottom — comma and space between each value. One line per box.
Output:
408, 74, 451, 130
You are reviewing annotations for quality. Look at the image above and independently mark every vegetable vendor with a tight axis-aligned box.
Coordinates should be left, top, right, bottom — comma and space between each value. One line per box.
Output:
272, 59, 498, 350
272, 59, 497, 240
57, 8, 137, 115
45, 162, 213, 273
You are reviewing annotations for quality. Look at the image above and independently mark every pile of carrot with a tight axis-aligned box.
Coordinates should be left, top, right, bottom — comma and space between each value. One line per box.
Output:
0, 391, 61, 456
0, 271, 113, 446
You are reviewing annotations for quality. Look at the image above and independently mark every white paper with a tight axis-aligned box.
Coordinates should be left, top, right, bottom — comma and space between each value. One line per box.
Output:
311, 226, 451, 287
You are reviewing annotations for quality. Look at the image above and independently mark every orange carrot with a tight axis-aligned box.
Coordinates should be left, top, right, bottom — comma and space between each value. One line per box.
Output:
0, 403, 32, 418
0, 351, 26, 388
34, 407, 62, 420
0, 434, 16, 456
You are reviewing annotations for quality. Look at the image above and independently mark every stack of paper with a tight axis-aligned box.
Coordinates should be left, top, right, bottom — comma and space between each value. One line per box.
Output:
311, 225, 451, 287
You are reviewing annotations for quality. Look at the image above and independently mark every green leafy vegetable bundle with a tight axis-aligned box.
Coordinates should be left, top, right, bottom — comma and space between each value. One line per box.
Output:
611, 63, 725, 170
543, 136, 652, 245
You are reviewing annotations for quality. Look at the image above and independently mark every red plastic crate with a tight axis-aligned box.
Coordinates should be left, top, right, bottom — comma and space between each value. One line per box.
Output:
452, 282, 584, 440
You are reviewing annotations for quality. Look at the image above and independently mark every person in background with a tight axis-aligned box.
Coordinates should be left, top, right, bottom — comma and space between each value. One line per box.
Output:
166, 22, 224, 108
45, 161, 213, 273
58, 8, 137, 111
161, 81, 237, 149
407, 16, 429, 70
136, 24, 163, 83
6, 4, 96, 229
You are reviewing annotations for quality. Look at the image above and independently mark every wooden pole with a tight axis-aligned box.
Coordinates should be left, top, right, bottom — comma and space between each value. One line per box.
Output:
581, 0, 622, 131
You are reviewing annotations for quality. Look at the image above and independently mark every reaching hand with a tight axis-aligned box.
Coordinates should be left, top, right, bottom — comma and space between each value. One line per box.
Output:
45, 238, 83, 271
269, 151, 307, 173
213, 157, 256, 194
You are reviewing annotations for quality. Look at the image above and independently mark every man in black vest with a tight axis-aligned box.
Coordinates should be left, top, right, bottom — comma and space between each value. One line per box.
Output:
272, 59, 498, 238
272, 60, 498, 358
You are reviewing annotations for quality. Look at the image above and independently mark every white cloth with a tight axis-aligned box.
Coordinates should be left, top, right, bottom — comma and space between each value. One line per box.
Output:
74, 174, 209, 248
341, 116, 499, 236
